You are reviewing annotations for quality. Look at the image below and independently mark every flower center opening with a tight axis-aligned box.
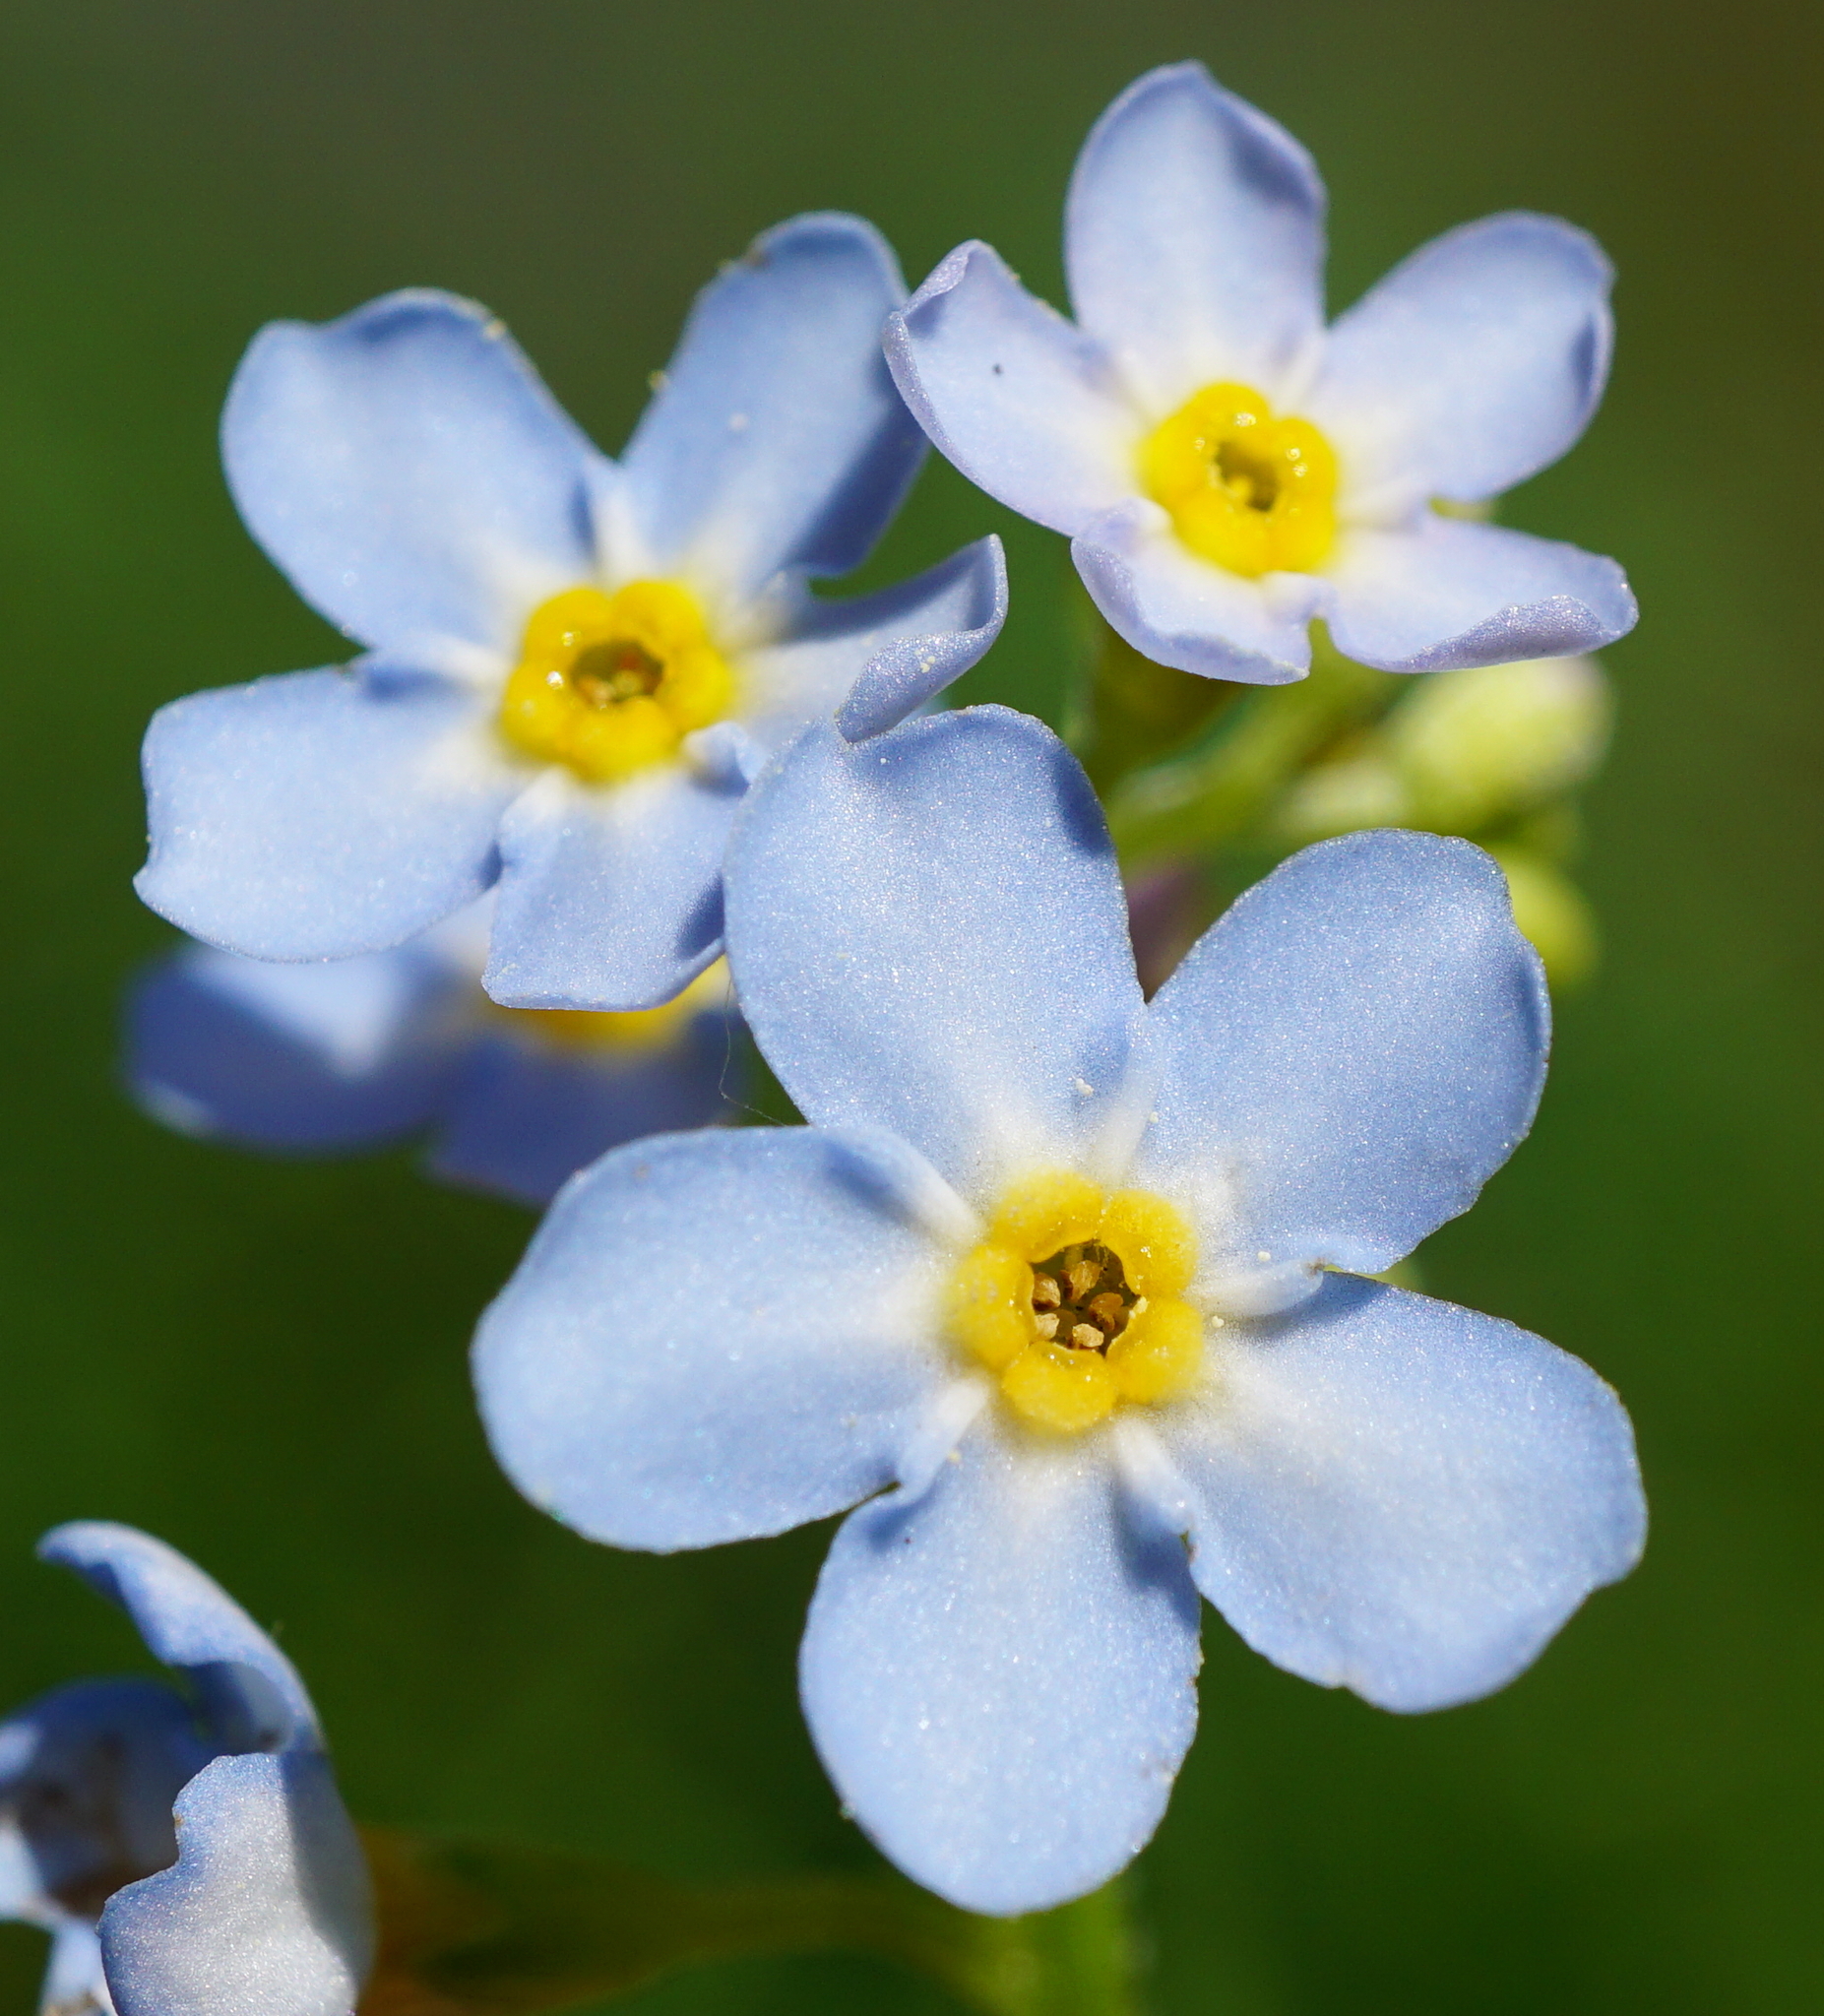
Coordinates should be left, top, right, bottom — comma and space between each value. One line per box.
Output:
1030, 1241, 1135, 1353
498, 581, 735, 785
1139, 380, 1338, 579
945, 1171, 1205, 1434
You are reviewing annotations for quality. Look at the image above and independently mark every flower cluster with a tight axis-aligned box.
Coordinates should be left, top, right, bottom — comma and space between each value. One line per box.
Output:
0, 1526, 368, 2016
39, 54, 1648, 2005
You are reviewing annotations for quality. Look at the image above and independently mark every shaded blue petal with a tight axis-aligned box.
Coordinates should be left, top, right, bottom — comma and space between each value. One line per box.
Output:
1325, 517, 1637, 671
622, 214, 924, 597
740, 536, 1006, 747
1139, 1277, 1645, 1711
1073, 499, 1319, 683
723, 711, 1145, 1206
136, 669, 520, 962
222, 289, 599, 662
1065, 62, 1326, 412
1311, 214, 1613, 512
885, 241, 1134, 536
39, 1527, 318, 1756
0, 1680, 207, 1927
473, 1127, 952, 1550
1133, 831, 1546, 1287
126, 942, 470, 1154
428, 1010, 739, 1207
99, 1752, 371, 2016
483, 767, 740, 1011
800, 1419, 1201, 1916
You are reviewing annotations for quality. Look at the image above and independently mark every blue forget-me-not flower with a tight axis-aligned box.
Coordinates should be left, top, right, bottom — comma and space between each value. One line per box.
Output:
472, 705, 1646, 1915
127, 900, 742, 1208
136, 214, 1007, 1010
886, 63, 1636, 684
0, 1525, 369, 2016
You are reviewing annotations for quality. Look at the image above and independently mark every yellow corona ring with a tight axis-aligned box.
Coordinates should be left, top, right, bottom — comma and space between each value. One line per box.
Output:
496, 960, 728, 1055
945, 1170, 1205, 1434
498, 581, 735, 785
1139, 380, 1338, 578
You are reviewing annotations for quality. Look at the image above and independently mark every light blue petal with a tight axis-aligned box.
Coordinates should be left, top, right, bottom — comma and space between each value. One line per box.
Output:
1142, 1277, 1645, 1711
473, 1127, 951, 1550
739, 536, 1006, 747
99, 1752, 372, 2016
800, 1418, 1201, 1916
126, 942, 471, 1154
136, 669, 520, 961
1325, 517, 1637, 671
41, 1922, 108, 2016
723, 711, 1146, 1205
1073, 498, 1320, 682
884, 241, 1136, 535
621, 214, 924, 597
1311, 214, 1613, 512
1065, 62, 1326, 412
39, 1527, 319, 1756
1134, 831, 1546, 1286
428, 1010, 739, 1207
483, 766, 741, 1011
0, 1679, 208, 1927
222, 289, 600, 662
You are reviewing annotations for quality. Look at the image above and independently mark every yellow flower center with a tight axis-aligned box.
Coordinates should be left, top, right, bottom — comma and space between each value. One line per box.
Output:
1139, 380, 1338, 579
945, 1171, 1204, 1434
492, 960, 729, 1055
498, 581, 735, 785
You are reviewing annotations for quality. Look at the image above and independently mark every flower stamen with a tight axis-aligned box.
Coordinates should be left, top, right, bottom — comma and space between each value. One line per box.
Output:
1140, 380, 1338, 579
945, 1173, 1204, 1434
498, 581, 735, 785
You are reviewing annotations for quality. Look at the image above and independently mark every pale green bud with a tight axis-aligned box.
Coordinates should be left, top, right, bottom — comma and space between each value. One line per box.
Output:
1491, 846, 1600, 988
1388, 656, 1612, 833
1274, 749, 1412, 845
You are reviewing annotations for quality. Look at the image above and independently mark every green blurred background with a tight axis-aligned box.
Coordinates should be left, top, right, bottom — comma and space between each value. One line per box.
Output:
1, 1, 1819, 2008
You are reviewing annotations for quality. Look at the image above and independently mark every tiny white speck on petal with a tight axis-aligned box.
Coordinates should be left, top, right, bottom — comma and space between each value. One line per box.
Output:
728, 411, 750, 432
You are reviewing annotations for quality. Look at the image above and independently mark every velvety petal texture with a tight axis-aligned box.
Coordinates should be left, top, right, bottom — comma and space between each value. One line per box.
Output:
1074, 499, 1321, 682
474, 1127, 955, 1551
1310, 213, 1613, 513
622, 214, 925, 597
801, 1420, 1201, 1916
738, 536, 1007, 747
883, 242, 1135, 534
1133, 829, 1547, 1287
1324, 518, 1638, 671
485, 767, 741, 1011
223, 290, 599, 662
99, 1752, 372, 2016
1064, 60, 1326, 410
1139, 1277, 1646, 1711
136, 670, 518, 963
724, 710, 1146, 1203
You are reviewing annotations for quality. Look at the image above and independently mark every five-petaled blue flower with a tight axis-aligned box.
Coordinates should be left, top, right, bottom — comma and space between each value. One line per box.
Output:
135, 214, 1007, 1010
127, 901, 743, 1208
886, 63, 1636, 685
0, 1525, 369, 2016
472, 705, 1647, 1915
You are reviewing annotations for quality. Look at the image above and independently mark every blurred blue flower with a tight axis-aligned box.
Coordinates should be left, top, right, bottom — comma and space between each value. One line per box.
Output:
886, 63, 1635, 684
0, 1525, 369, 2016
126, 900, 744, 1208
136, 213, 1007, 1009
474, 707, 1645, 1917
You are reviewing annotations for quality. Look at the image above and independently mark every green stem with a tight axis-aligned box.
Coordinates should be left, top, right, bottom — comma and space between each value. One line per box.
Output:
360, 1829, 1143, 2016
